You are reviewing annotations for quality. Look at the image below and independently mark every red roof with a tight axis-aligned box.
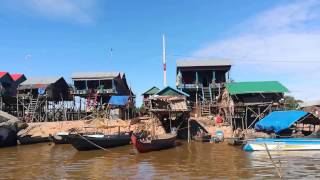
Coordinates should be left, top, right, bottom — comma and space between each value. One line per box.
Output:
0, 72, 8, 78
10, 73, 24, 81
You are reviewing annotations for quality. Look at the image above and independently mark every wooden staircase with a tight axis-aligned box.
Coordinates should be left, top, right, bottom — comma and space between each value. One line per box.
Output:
201, 103, 211, 116
26, 97, 39, 122
201, 87, 213, 117
202, 87, 213, 102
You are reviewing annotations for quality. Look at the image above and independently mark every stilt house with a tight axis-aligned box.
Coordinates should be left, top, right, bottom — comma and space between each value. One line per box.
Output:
220, 81, 289, 130
0, 72, 26, 114
142, 86, 160, 110
176, 59, 232, 117
17, 77, 71, 122
71, 72, 134, 112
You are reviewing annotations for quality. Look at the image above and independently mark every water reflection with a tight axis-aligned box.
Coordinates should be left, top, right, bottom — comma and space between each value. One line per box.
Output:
0, 142, 319, 179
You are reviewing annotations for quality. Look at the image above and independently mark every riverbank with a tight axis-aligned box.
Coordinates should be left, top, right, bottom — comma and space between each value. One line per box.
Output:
17, 117, 167, 139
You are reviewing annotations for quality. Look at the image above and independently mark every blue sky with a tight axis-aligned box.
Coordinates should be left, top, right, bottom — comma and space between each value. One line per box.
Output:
1, 0, 319, 105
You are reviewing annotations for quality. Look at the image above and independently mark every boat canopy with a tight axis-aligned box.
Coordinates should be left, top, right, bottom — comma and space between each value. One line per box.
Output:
255, 110, 318, 134
108, 96, 130, 106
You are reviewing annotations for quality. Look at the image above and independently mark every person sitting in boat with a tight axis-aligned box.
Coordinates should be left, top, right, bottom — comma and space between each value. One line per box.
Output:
138, 130, 149, 142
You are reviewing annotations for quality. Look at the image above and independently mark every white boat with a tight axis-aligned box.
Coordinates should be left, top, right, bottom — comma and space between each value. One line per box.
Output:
243, 138, 320, 151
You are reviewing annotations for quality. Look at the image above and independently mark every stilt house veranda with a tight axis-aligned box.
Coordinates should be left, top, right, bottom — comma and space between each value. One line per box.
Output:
176, 59, 232, 117
71, 72, 135, 112
220, 81, 289, 130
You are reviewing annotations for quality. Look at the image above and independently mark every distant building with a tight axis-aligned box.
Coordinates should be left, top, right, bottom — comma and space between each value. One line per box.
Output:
142, 86, 160, 110
176, 59, 232, 117
0, 72, 26, 114
149, 86, 190, 113
300, 100, 320, 118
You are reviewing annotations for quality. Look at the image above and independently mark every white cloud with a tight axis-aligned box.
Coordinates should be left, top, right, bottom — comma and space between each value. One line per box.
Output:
193, 0, 320, 101
1, 0, 97, 24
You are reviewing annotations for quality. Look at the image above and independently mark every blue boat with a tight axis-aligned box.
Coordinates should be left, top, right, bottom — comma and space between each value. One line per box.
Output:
243, 110, 320, 151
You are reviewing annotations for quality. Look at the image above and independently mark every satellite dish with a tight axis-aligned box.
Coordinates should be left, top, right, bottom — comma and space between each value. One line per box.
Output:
38, 88, 46, 95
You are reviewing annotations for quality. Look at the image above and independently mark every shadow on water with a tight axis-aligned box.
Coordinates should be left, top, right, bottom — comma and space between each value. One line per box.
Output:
0, 142, 320, 179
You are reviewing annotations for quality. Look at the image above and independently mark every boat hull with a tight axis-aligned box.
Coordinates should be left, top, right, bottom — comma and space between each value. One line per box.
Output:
18, 135, 50, 145
131, 134, 176, 153
193, 134, 211, 142
0, 127, 17, 147
244, 138, 320, 151
52, 134, 71, 144
70, 134, 131, 151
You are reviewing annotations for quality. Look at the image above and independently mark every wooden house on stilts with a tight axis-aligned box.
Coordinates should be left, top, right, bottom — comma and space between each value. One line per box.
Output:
17, 77, 71, 122
71, 72, 135, 119
220, 81, 289, 130
176, 59, 232, 117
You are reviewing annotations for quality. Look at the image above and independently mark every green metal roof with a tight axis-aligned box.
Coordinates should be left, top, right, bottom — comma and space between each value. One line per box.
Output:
156, 86, 190, 97
142, 86, 160, 95
225, 81, 289, 95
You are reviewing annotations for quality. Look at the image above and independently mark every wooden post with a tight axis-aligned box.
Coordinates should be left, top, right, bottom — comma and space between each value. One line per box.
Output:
245, 107, 248, 130
45, 100, 48, 122
16, 94, 19, 117
188, 118, 190, 143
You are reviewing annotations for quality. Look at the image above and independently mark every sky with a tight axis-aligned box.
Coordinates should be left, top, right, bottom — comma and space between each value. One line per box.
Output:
0, 0, 319, 106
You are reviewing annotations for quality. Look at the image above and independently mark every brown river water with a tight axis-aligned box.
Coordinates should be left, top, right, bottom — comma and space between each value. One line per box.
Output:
0, 142, 320, 180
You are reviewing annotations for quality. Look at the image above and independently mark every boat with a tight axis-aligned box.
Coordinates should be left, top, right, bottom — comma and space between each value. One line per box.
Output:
243, 138, 320, 151
69, 132, 131, 151
18, 135, 50, 145
193, 134, 211, 142
243, 110, 320, 151
50, 131, 70, 144
0, 110, 28, 147
0, 126, 18, 147
131, 133, 176, 153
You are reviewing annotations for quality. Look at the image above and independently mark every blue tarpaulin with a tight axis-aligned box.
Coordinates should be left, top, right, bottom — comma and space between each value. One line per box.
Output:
255, 110, 309, 134
108, 96, 129, 106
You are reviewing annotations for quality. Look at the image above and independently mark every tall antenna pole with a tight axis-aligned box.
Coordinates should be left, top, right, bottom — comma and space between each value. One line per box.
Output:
162, 34, 167, 87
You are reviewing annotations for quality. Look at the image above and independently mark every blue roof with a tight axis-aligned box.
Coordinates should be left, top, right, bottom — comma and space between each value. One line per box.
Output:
255, 110, 309, 134
108, 96, 129, 106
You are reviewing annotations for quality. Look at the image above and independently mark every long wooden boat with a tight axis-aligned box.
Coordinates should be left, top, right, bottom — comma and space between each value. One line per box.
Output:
51, 132, 71, 144
69, 133, 131, 151
131, 133, 176, 153
243, 138, 320, 151
18, 135, 50, 145
0, 127, 17, 147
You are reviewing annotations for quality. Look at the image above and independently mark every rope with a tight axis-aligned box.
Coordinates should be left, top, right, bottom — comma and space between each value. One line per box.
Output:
78, 134, 112, 152
264, 143, 283, 179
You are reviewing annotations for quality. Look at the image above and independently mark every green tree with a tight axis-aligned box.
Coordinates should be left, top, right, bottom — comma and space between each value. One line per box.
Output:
284, 95, 303, 110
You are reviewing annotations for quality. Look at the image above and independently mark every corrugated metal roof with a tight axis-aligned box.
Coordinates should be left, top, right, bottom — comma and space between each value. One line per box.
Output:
300, 100, 320, 108
156, 86, 190, 97
0, 72, 8, 78
142, 86, 160, 95
177, 59, 232, 67
10, 74, 25, 81
20, 77, 62, 85
71, 72, 122, 80
225, 81, 289, 95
